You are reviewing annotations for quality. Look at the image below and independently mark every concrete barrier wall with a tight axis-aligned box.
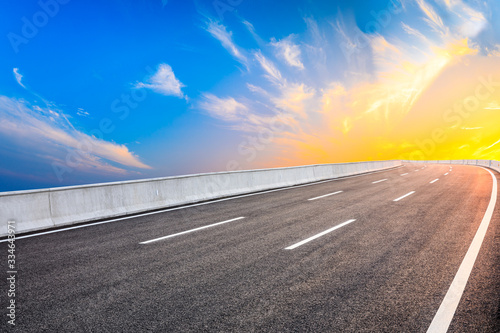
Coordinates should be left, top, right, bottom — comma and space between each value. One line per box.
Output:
490, 160, 500, 173
0, 160, 401, 236
403, 159, 500, 173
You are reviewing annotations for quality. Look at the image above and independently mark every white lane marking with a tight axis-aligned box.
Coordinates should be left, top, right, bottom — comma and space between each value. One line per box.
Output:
393, 191, 416, 202
372, 179, 388, 184
284, 219, 356, 250
139, 217, 245, 244
430, 179, 439, 184
427, 167, 497, 333
0, 166, 404, 242
308, 191, 343, 201
401, 173, 409, 176
444, 173, 449, 176
415, 170, 420, 172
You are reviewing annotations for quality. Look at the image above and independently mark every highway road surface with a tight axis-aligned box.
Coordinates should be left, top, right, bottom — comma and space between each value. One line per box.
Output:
1, 163, 499, 332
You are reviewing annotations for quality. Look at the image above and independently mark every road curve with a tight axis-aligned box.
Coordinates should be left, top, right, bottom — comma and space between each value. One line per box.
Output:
1, 163, 499, 332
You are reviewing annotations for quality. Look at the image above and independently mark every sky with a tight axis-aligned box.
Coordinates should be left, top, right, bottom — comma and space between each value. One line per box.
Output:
1, 0, 500, 192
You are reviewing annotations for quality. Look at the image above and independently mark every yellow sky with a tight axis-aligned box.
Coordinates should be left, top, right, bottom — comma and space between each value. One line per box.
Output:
261, 38, 500, 168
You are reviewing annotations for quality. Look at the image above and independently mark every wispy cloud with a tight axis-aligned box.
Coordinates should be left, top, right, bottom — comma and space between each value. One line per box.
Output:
13, 68, 26, 88
415, 0, 447, 38
135, 63, 185, 98
484, 101, 500, 109
0, 96, 151, 174
415, 0, 487, 42
199, 93, 248, 122
254, 51, 283, 85
461, 127, 483, 130
242, 20, 264, 45
271, 36, 304, 70
77, 108, 90, 117
271, 83, 315, 119
483, 138, 500, 151
401, 22, 427, 42
204, 19, 248, 69
199, 91, 299, 135
442, 0, 486, 38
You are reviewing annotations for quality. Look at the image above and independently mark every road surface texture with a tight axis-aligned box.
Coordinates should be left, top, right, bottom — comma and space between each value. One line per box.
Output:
1, 163, 499, 332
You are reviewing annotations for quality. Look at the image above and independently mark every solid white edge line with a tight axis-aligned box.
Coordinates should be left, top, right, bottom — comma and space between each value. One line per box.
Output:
372, 179, 388, 184
430, 179, 439, 184
393, 191, 416, 202
308, 191, 343, 201
427, 167, 497, 333
0, 165, 403, 242
284, 219, 356, 250
139, 217, 245, 244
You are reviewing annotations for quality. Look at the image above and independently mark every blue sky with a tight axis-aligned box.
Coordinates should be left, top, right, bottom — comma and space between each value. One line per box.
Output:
1, 0, 500, 192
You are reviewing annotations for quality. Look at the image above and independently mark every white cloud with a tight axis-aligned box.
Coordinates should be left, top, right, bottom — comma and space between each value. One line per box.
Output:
242, 20, 263, 44
401, 23, 427, 42
199, 91, 299, 135
13, 68, 26, 88
271, 36, 304, 70
0, 96, 151, 174
199, 93, 248, 122
271, 83, 315, 118
415, 0, 448, 38
303, 17, 327, 68
135, 63, 185, 98
246, 83, 271, 98
416, 0, 487, 40
254, 51, 283, 85
205, 19, 248, 68
77, 108, 90, 117
438, 0, 487, 38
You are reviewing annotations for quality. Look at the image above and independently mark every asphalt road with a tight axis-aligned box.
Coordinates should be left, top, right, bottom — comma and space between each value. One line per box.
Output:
1, 163, 499, 332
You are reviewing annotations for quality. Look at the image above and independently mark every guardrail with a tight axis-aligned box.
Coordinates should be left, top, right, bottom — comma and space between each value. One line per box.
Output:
0, 160, 401, 237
